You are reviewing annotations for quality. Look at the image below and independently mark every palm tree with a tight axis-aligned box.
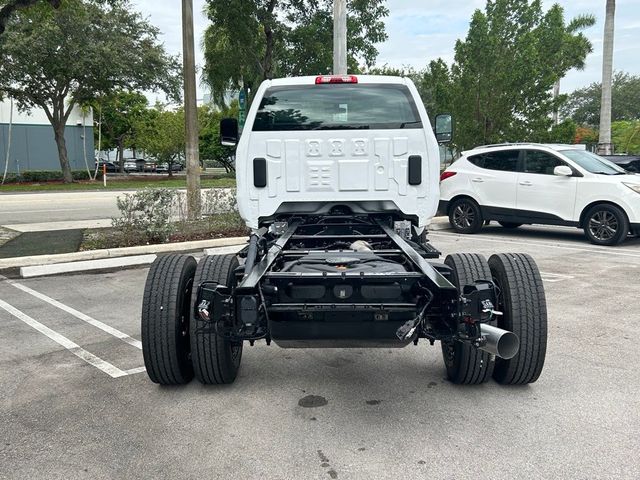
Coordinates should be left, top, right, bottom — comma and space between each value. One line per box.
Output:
598, 0, 616, 155
553, 14, 596, 126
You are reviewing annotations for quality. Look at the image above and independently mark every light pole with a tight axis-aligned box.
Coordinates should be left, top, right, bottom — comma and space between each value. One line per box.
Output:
333, 0, 347, 75
182, 0, 201, 219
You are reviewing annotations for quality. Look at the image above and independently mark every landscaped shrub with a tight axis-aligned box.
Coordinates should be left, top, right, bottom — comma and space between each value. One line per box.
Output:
1, 170, 92, 183
112, 188, 177, 245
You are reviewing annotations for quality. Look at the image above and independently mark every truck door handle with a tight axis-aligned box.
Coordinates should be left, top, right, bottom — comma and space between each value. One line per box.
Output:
472, 178, 484, 183
519, 181, 532, 186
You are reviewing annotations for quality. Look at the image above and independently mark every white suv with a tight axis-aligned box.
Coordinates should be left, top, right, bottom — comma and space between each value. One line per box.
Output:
439, 144, 640, 245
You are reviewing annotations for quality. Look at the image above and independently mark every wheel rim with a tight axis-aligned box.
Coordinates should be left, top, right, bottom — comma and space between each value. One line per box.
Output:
453, 203, 475, 229
588, 211, 618, 241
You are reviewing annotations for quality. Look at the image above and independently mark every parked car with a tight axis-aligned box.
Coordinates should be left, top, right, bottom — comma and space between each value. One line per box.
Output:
94, 160, 118, 173
439, 143, 640, 245
143, 160, 157, 172
123, 159, 138, 172
156, 163, 183, 173
602, 155, 640, 173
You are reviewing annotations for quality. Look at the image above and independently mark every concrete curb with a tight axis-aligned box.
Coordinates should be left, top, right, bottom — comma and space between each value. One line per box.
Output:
0, 236, 248, 270
20, 254, 158, 278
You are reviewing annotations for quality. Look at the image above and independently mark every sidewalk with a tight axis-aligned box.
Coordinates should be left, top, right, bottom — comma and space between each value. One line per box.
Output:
3, 219, 112, 233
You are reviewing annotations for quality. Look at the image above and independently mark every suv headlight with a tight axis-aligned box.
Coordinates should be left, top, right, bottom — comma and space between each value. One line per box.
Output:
623, 182, 640, 194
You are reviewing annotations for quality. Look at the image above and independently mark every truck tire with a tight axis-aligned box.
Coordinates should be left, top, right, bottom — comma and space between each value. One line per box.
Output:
448, 198, 484, 234
488, 253, 547, 384
583, 204, 629, 246
440, 253, 495, 384
190, 254, 243, 385
141, 254, 196, 385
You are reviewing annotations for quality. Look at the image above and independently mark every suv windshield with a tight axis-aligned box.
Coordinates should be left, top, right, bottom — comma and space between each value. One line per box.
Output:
252, 84, 422, 131
560, 149, 627, 175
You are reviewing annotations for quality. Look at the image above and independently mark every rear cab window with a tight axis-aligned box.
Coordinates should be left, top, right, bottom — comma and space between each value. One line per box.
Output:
252, 84, 422, 131
467, 150, 521, 172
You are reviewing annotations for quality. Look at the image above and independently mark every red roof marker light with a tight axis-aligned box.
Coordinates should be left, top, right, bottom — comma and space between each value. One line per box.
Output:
315, 75, 358, 84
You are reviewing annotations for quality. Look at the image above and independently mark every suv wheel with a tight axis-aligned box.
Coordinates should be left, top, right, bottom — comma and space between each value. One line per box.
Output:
449, 198, 483, 234
583, 204, 629, 246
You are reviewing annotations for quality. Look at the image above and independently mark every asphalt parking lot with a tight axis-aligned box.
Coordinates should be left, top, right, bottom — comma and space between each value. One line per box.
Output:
1, 225, 639, 480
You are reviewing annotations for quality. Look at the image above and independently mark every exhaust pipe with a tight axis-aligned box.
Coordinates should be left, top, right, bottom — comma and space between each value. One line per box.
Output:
478, 324, 519, 359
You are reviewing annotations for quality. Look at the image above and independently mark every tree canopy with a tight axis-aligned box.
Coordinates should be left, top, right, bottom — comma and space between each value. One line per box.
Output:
136, 107, 185, 176
448, 0, 595, 150
0, 0, 60, 34
562, 72, 640, 126
92, 91, 150, 170
203, 0, 388, 107
199, 102, 238, 172
0, 0, 181, 182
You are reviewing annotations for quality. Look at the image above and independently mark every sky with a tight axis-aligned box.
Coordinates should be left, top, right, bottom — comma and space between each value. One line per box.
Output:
131, 0, 640, 98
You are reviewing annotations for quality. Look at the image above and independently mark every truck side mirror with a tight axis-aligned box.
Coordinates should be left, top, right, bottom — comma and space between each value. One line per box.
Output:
434, 114, 453, 144
220, 118, 239, 146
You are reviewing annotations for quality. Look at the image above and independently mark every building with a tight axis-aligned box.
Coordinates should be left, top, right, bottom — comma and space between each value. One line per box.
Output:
0, 99, 94, 174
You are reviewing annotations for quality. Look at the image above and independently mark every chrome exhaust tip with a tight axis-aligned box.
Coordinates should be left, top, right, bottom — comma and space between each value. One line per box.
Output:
478, 324, 519, 360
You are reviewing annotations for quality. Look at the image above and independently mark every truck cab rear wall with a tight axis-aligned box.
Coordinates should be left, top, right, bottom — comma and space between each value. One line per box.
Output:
234, 76, 441, 229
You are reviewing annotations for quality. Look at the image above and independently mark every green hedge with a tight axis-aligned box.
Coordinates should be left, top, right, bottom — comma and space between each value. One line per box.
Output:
1, 170, 93, 183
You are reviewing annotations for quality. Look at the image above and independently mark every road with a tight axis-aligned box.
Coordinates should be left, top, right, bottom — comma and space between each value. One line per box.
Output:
0, 190, 124, 225
0, 225, 639, 479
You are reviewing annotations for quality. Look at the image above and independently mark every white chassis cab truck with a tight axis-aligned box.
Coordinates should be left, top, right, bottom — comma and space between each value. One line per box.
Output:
141, 75, 547, 386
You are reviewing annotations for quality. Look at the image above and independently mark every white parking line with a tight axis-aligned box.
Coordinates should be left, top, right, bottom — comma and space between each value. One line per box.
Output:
429, 232, 640, 259
0, 298, 128, 378
124, 366, 147, 375
8, 281, 142, 350
539, 272, 575, 283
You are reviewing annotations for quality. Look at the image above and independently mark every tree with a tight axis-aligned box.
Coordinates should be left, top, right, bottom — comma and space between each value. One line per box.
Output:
203, 0, 388, 107
413, 59, 454, 122
199, 102, 238, 172
448, 0, 595, 150
0, 0, 59, 34
0, 0, 181, 182
562, 72, 640, 126
598, 0, 615, 155
91, 91, 149, 172
136, 107, 185, 178
612, 120, 640, 154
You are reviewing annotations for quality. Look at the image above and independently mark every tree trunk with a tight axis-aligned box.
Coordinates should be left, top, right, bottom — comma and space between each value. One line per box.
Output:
117, 139, 125, 173
598, 0, 616, 155
261, 0, 277, 80
53, 122, 73, 183
552, 80, 560, 126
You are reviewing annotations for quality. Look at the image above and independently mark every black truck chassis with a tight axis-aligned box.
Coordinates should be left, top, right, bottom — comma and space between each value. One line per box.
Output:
141, 213, 547, 386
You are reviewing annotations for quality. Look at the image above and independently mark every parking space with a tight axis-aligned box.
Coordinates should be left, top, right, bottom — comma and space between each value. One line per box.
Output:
1, 226, 639, 479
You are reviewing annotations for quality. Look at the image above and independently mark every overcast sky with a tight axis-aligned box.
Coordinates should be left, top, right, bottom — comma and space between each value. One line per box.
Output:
131, 0, 640, 99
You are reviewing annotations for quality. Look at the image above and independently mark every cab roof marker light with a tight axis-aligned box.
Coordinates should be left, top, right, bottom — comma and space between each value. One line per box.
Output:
315, 75, 358, 84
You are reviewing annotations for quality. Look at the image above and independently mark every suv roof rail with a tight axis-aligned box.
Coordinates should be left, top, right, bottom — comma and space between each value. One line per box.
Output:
472, 142, 586, 151
472, 142, 542, 149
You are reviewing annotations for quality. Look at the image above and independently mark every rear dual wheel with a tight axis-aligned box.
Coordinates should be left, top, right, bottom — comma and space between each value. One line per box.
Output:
141, 253, 243, 386
440, 253, 547, 385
